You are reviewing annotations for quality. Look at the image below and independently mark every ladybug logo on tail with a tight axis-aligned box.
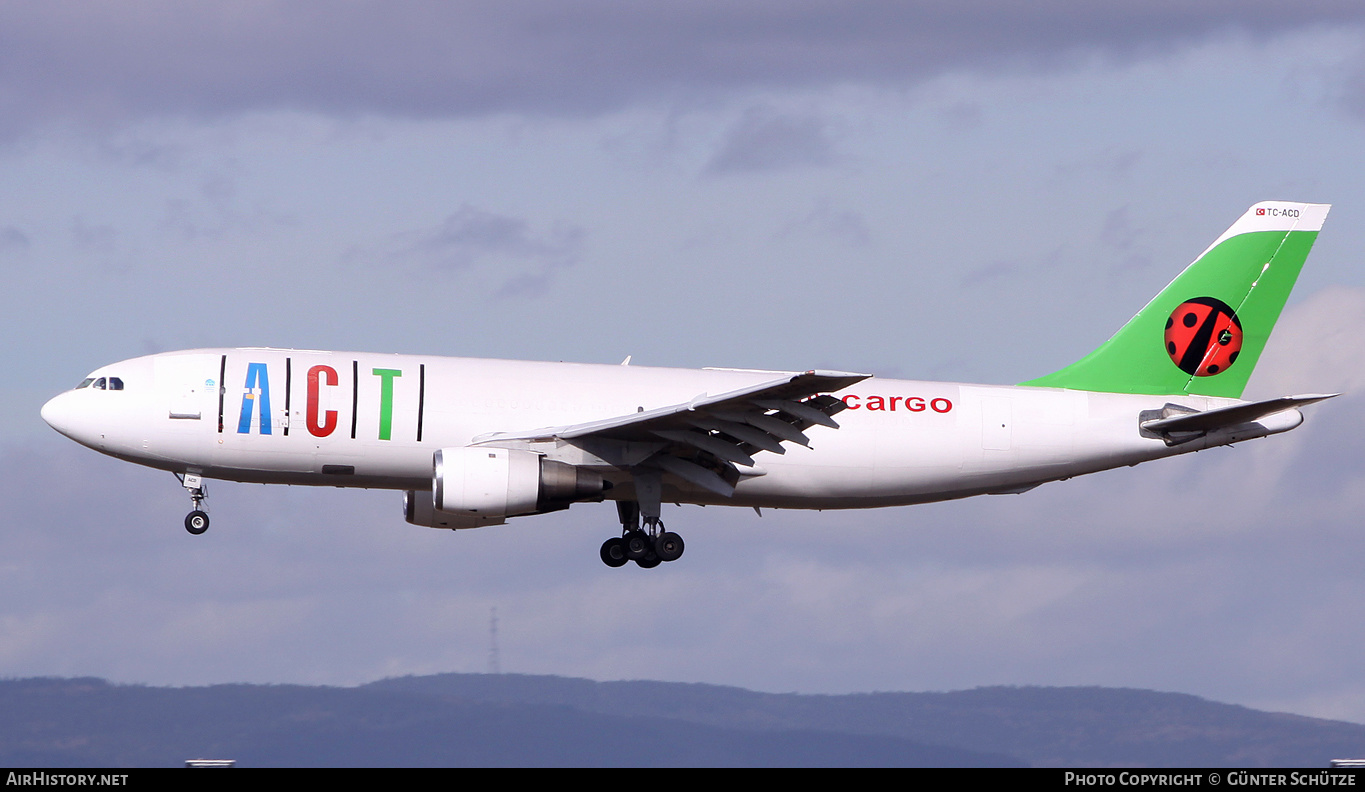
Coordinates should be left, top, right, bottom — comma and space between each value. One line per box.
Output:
1164, 297, 1243, 377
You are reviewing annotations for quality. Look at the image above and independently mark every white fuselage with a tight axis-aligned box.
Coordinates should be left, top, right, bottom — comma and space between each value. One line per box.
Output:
39, 348, 1302, 512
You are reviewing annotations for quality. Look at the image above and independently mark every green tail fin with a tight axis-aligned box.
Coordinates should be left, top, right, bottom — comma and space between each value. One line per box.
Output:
1023, 201, 1330, 398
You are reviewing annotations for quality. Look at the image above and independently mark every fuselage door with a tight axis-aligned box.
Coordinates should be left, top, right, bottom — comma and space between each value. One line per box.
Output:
155, 354, 221, 421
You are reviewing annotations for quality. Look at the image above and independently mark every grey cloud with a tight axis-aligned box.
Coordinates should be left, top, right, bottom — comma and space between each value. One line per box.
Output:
1324, 55, 1365, 122
959, 260, 1022, 288
707, 108, 836, 173
396, 205, 584, 297
1053, 148, 1146, 181
2, 2, 1363, 134
1100, 206, 1136, 249
777, 199, 872, 245
938, 102, 985, 132
159, 174, 296, 242
407, 206, 582, 268
1248, 286, 1365, 398
1086, 206, 1152, 274
1098, 205, 1152, 272
70, 217, 117, 253
0, 226, 30, 252
94, 135, 185, 170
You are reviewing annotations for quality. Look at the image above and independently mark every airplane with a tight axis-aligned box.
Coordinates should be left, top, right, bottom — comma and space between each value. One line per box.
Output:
41, 201, 1336, 569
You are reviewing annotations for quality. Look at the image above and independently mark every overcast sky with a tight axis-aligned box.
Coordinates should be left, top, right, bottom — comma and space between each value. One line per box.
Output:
5, 2, 1365, 726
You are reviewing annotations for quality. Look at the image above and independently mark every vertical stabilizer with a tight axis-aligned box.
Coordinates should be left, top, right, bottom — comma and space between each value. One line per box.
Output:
1023, 202, 1329, 398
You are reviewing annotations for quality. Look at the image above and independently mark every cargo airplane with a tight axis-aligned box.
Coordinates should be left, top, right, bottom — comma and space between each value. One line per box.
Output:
41, 202, 1336, 568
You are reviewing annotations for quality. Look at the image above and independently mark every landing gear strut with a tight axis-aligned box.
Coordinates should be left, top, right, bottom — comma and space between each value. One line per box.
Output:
599, 472, 685, 569
176, 471, 209, 535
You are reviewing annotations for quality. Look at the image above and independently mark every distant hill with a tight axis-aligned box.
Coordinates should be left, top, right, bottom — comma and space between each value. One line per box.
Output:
1, 674, 1361, 767
364, 674, 1365, 767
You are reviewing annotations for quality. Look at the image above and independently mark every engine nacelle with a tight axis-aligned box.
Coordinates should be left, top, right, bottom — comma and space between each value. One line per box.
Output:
433, 446, 606, 518
403, 490, 507, 530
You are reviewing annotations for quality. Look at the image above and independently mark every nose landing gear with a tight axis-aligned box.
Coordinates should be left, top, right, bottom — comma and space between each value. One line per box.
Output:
176, 472, 210, 535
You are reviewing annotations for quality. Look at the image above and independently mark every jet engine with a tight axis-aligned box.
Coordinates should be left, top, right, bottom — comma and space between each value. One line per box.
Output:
433, 446, 607, 518
403, 490, 506, 530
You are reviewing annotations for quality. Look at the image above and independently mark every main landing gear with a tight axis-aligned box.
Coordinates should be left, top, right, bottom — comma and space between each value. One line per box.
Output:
599, 470, 684, 569
176, 472, 210, 535
599, 502, 685, 569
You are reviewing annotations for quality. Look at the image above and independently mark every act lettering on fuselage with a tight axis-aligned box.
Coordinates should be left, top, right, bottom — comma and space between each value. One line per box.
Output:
42, 201, 1338, 569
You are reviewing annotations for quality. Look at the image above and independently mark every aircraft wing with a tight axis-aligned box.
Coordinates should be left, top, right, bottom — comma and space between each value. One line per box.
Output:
1140, 393, 1338, 438
474, 370, 871, 497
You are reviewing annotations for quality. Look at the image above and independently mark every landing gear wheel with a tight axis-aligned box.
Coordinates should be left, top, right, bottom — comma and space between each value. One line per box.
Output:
655, 532, 684, 562
635, 551, 661, 569
624, 530, 652, 561
185, 510, 209, 535
600, 537, 628, 568
177, 473, 210, 535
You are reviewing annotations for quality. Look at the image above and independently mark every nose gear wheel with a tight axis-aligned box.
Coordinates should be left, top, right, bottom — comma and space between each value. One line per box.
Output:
175, 472, 210, 536
185, 510, 209, 535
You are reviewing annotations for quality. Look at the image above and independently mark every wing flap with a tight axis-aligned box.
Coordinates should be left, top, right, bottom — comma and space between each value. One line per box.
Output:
476, 369, 869, 499
711, 409, 811, 447
653, 429, 756, 467
483, 370, 868, 445
560, 370, 864, 441
754, 398, 840, 428
652, 454, 736, 498
688, 416, 787, 454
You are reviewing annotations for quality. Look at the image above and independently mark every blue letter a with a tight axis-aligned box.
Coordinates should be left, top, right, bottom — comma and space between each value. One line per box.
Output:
236, 362, 273, 435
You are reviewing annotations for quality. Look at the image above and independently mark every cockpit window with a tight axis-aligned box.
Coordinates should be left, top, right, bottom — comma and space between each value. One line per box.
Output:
75, 375, 124, 391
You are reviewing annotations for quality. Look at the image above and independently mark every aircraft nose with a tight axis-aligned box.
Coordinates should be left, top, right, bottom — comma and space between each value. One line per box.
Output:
41, 392, 69, 433
41, 391, 88, 442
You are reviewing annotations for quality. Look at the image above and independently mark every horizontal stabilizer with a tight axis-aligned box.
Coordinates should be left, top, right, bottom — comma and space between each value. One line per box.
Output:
1140, 393, 1338, 435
